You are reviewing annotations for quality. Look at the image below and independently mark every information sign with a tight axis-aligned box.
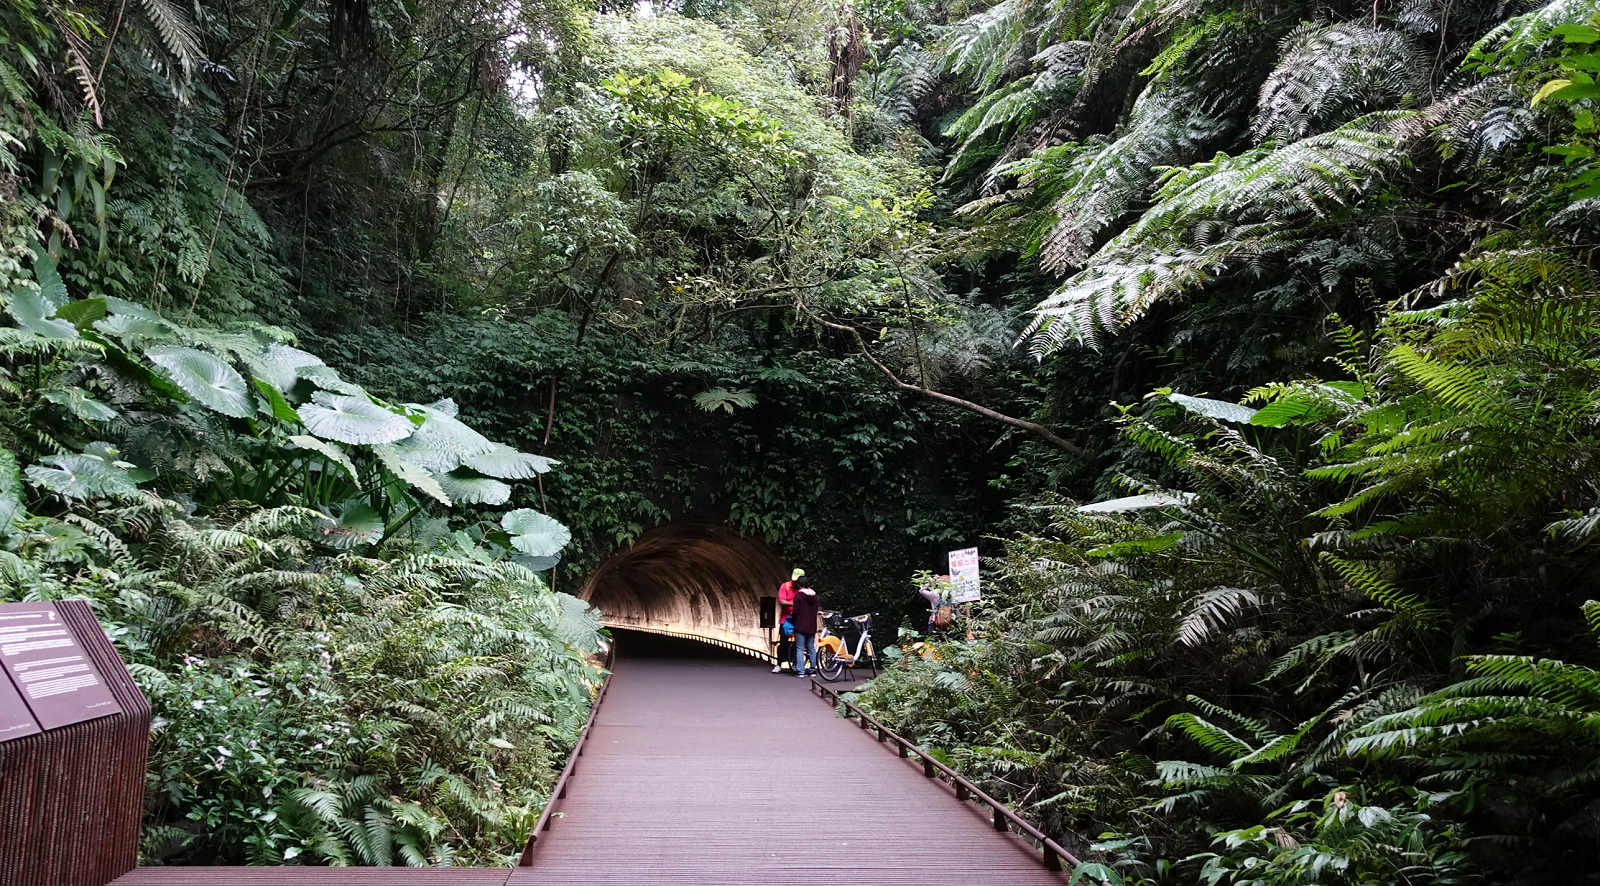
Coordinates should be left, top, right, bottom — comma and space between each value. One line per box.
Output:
0, 603, 121, 731
0, 667, 41, 742
948, 547, 981, 604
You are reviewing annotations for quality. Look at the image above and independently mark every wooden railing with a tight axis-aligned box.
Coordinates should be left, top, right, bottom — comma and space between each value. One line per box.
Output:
809, 679, 1086, 876
516, 642, 616, 866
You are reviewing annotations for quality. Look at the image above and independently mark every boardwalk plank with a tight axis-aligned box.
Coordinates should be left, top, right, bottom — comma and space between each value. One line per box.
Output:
512, 641, 1067, 885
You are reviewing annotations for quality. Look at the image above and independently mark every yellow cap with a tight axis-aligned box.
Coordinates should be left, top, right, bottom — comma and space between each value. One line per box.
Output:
791, 568, 805, 580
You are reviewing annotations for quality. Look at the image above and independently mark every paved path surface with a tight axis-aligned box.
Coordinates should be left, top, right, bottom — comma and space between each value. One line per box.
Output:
510, 635, 1067, 885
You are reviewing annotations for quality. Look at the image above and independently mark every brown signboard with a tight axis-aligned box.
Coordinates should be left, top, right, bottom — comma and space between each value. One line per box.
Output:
0, 666, 41, 742
0, 602, 121, 731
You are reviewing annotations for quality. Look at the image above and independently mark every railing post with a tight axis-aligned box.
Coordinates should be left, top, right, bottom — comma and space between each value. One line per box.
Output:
922, 757, 935, 778
1044, 846, 1062, 872
992, 806, 1006, 832
956, 783, 968, 801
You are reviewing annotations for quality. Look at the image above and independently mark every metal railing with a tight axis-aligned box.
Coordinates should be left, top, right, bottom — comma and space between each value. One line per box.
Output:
809, 680, 1086, 875
599, 622, 776, 664
517, 642, 615, 866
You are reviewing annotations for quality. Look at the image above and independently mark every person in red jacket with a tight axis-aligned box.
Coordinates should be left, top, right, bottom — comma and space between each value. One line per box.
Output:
790, 575, 820, 677
772, 568, 804, 673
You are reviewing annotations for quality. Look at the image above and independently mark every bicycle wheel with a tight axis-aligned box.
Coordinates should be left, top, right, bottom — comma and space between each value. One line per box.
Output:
817, 646, 845, 682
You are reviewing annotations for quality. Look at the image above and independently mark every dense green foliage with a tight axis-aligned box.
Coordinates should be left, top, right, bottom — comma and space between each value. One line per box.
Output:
841, 0, 1600, 883
7, 0, 1600, 879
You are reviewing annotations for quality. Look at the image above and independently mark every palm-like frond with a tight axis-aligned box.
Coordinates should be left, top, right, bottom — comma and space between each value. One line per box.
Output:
1254, 23, 1426, 144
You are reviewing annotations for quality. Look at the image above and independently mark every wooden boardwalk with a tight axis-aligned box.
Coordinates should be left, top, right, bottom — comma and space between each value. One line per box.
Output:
509, 635, 1067, 885
111, 635, 1067, 885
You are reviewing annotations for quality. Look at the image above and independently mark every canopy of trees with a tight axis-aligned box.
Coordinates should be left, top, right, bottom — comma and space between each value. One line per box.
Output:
3, 0, 1599, 879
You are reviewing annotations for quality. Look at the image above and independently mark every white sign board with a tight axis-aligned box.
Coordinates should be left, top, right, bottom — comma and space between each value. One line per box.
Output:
948, 547, 980, 603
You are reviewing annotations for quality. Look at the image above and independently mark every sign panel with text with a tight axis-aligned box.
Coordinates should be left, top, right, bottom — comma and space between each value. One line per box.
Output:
948, 547, 981, 604
0, 666, 41, 742
0, 603, 121, 732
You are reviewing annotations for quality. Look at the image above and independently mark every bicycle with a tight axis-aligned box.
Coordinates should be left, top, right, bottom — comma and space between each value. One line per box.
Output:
815, 611, 877, 682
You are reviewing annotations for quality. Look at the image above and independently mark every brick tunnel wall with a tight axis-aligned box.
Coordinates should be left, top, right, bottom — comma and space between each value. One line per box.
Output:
578, 522, 789, 657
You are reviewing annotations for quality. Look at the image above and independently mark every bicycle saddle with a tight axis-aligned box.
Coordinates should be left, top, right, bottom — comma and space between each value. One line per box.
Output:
849, 614, 871, 625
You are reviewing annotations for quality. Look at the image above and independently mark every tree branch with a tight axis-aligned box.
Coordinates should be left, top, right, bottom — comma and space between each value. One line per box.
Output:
800, 302, 1086, 459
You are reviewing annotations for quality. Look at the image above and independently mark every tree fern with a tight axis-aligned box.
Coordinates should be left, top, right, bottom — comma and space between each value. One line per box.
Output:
1253, 23, 1426, 144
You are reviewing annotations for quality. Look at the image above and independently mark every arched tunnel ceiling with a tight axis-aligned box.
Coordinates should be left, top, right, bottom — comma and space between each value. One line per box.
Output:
579, 522, 788, 656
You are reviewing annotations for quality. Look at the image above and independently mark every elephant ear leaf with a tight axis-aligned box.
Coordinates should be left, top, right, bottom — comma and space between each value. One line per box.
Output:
7, 252, 78, 338
146, 346, 254, 418
6, 286, 77, 339
298, 393, 415, 444
1168, 393, 1258, 424
312, 500, 383, 549
254, 344, 325, 395
25, 442, 141, 501
41, 388, 118, 422
465, 443, 558, 480
1078, 492, 1196, 513
287, 435, 359, 482
388, 403, 493, 473
54, 297, 107, 331
372, 444, 452, 506
501, 508, 571, 570
435, 472, 511, 506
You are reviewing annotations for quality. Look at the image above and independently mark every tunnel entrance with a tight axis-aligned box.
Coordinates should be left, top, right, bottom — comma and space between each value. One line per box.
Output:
578, 522, 788, 659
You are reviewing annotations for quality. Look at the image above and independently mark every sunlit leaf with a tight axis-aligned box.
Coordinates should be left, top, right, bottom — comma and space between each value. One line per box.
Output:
463, 443, 556, 480
41, 388, 118, 422
287, 435, 359, 482
372, 444, 452, 506
25, 443, 141, 501
298, 393, 415, 445
146, 345, 254, 418
435, 472, 512, 506
1078, 492, 1196, 513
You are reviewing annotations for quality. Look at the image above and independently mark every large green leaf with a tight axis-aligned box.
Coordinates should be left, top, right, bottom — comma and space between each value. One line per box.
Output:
552, 593, 602, 654
41, 388, 119, 422
254, 344, 326, 395
1168, 393, 1258, 424
33, 251, 68, 306
95, 297, 176, 343
253, 377, 302, 423
6, 286, 77, 339
146, 345, 254, 418
435, 472, 512, 506
372, 444, 452, 506
295, 364, 366, 396
287, 435, 359, 482
298, 393, 415, 445
501, 508, 571, 561
1078, 492, 1195, 513
388, 401, 493, 473
25, 442, 141, 501
465, 443, 558, 480
312, 500, 383, 549
54, 297, 107, 330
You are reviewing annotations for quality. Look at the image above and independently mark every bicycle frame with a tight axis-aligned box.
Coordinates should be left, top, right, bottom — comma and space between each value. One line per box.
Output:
817, 615, 876, 679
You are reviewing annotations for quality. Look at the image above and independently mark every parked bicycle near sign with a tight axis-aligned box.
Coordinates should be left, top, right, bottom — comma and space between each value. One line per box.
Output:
815, 611, 877, 682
